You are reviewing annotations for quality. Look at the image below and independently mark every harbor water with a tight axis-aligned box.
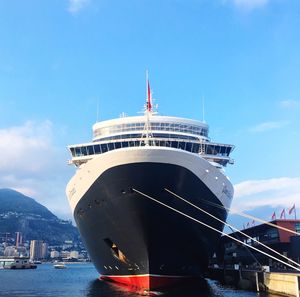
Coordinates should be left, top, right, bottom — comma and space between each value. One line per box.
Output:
0, 263, 281, 297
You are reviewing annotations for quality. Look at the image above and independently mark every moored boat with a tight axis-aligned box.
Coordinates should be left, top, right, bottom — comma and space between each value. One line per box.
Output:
0, 257, 37, 269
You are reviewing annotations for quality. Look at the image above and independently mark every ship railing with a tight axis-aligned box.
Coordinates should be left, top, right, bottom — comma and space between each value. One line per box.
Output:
93, 131, 210, 143
93, 122, 209, 139
68, 138, 234, 167
70, 138, 233, 157
73, 139, 233, 156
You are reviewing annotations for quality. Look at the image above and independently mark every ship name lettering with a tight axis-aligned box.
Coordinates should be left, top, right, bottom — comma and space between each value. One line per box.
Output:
69, 188, 76, 199
222, 186, 232, 199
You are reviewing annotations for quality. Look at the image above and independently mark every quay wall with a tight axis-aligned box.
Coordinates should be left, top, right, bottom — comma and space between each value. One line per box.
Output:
207, 267, 300, 297
264, 273, 299, 297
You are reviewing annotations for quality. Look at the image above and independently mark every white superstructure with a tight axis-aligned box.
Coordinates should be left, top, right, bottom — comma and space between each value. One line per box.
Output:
67, 110, 235, 214
67, 114, 234, 169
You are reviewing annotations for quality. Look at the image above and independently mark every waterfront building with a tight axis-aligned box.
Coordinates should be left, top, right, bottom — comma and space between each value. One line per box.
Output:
50, 250, 60, 258
15, 232, 22, 248
16, 246, 27, 257
216, 219, 300, 269
60, 250, 70, 259
41, 242, 48, 259
30, 240, 48, 260
30, 240, 42, 260
4, 246, 17, 257
70, 250, 79, 259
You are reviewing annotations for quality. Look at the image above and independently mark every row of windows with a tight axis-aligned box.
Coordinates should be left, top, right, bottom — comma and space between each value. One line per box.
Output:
225, 230, 280, 249
70, 140, 232, 158
226, 225, 300, 249
251, 230, 279, 243
94, 133, 200, 142
94, 122, 208, 138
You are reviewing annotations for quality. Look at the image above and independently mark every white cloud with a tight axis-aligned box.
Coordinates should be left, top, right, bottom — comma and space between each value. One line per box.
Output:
233, 177, 300, 210
0, 120, 53, 173
67, 0, 89, 14
0, 121, 73, 219
223, 0, 270, 10
249, 121, 289, 133
279, 100, 299, 109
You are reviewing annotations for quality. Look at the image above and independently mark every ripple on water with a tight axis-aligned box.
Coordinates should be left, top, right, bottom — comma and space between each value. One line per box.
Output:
0, 264, 276, 297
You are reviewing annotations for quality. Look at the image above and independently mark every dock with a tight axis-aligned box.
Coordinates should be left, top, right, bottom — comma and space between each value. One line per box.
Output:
207, 266, 300, 297
207, 218, 300, 296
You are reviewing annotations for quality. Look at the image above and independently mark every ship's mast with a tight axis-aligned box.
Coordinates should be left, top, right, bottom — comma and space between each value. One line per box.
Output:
144, 71, 152, 146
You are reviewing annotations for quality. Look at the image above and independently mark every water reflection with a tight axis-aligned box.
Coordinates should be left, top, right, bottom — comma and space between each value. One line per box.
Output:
86, 279, 139, 297
85, 278, 216, 297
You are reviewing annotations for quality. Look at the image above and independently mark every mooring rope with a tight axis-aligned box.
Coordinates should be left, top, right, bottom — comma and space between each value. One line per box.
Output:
227, 224, 263, 269
200, 199, 299, 236
132, 187, 300, 272
164, 188, 300, 269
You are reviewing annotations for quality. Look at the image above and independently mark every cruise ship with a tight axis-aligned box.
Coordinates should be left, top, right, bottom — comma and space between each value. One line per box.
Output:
66, 83, 235, 291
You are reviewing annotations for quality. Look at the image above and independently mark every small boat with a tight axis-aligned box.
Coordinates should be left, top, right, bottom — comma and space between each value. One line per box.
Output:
53, 263, 67, 269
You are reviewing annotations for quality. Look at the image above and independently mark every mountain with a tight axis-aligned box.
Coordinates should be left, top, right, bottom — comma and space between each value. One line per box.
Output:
0, 188, 80, 245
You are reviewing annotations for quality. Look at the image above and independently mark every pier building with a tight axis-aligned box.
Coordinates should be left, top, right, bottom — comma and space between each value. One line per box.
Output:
214, 219, 300, 270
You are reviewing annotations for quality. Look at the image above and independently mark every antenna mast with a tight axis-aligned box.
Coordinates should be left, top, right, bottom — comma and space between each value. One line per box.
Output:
143, 70, 152, 146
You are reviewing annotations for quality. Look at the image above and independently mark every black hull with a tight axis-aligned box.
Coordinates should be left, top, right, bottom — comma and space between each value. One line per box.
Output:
74, 162, 227, 286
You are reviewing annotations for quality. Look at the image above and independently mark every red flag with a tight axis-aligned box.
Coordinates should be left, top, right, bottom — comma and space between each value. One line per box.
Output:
289, 204, 296, 215
147, 80, 152, 111
271, 211, 276, 220
280, 208, 286, 219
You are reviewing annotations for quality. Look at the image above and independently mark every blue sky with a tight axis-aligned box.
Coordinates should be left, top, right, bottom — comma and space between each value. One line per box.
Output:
0, 0, 299, 223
